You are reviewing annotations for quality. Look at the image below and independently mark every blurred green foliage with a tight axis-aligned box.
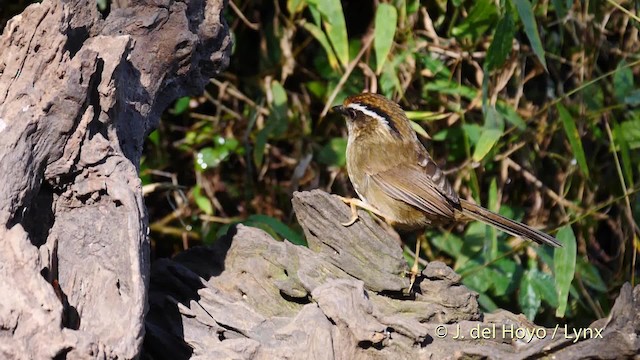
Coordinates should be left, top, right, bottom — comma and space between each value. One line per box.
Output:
4, 0, 639, 329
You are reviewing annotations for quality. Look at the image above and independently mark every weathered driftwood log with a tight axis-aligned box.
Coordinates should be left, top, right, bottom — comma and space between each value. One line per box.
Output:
145, 190, 640, 359
0, 0, 230, 358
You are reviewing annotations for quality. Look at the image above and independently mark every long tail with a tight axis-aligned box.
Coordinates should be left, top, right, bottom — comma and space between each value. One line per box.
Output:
458, 199, 561, 247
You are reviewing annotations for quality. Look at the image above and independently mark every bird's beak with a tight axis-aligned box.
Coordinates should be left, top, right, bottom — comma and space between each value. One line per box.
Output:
331, 105, 345, 115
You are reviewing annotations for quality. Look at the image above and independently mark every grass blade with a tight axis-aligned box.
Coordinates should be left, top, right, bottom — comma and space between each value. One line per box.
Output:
557, 103, 590, 179
513, 0, 548, 71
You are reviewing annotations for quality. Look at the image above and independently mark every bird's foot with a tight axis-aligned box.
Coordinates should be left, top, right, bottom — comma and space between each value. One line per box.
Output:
337, 196, 387, 226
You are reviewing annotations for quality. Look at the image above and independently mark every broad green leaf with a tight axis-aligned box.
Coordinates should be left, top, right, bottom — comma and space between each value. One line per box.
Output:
301, 22, 339, 69
462, 123, 482, 144
519, 270, 542, 320
478, 293, 499, 312
613, 60, 634, 104
554, 225, 577, 318
557, 103, 589, 179
374, 4, 398, 73
492, 258, 518, 296
462, 261, 492, 293
486, 12, 515, 71
317, 138, 347, 166
246, 215, 307, 246
575, 257, 606, 293
308, 0, 349, 68
380, 62, 402, 97
529, 270, 559, 307
193, 185, 213, 215
513, 0, 548, 71
428, 230, 464, 258
472, 128, 502, 161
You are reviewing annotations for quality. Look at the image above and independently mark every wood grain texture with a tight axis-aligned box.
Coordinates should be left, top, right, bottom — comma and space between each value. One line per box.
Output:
144, 190, 640, 359
0, 0, 230, 358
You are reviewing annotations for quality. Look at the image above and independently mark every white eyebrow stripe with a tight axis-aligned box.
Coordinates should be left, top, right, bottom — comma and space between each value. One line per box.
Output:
346, 103, 390, 127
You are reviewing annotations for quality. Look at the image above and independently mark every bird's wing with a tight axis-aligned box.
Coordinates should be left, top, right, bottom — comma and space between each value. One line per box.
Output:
369, 164, 456, 218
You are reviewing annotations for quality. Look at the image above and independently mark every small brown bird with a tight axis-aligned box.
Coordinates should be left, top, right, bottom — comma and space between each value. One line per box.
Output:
333, 93, 560, 286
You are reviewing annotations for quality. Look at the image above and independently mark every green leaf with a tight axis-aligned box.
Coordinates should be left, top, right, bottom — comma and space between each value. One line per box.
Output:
613, 120, 634, 187
374, 4, 398, 73
147, 129, 160, 146
492, 258, 518, 296
428, 230, 464, 258
582, 83, 604, 111
477, 292, 499, 312
472, 128, 502, 161
484, 178, 499, 260
462, 124, 482, 144
172, 96, 191, 115
301, 22, 339, 69
519, 269, 542, 320
551, 0, 568, 18
496, 102, 526, 130
410, 120, 431, 139
196, 146, 230, 171
270, 80, 289, 136
486, 11, 515, 70
554, 225, 577, 318
575, 257, 606, 293
316, 138, 347, 166
245, 215, 307, 246
529, 269, 559, 307
452, 0, 498, 40
613, 60, 634, 104
287, 0, 305, 16
513, 0, 548, 71
308, 0, 349, 68
405, 111, 449, 122
193, 185, 213, 215
557, 103, 590, 179
462, 261, 493, 293
618, 116, 640, 150
253, 127, 269, 168
425, 80, 478, 100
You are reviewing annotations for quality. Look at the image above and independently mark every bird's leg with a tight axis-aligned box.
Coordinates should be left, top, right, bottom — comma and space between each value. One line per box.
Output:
409, 234, 423, 290
337, 196, 388, 226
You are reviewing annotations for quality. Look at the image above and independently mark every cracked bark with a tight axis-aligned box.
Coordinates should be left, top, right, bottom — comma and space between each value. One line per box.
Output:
0, 0, 230, 358
145, 190, 640, 359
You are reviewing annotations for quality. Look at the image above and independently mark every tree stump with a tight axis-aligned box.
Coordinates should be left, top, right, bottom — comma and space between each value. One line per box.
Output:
145, 190, 640, 359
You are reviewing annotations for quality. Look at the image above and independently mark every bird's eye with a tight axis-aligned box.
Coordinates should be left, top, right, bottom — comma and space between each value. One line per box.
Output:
346, 108, 358, 119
